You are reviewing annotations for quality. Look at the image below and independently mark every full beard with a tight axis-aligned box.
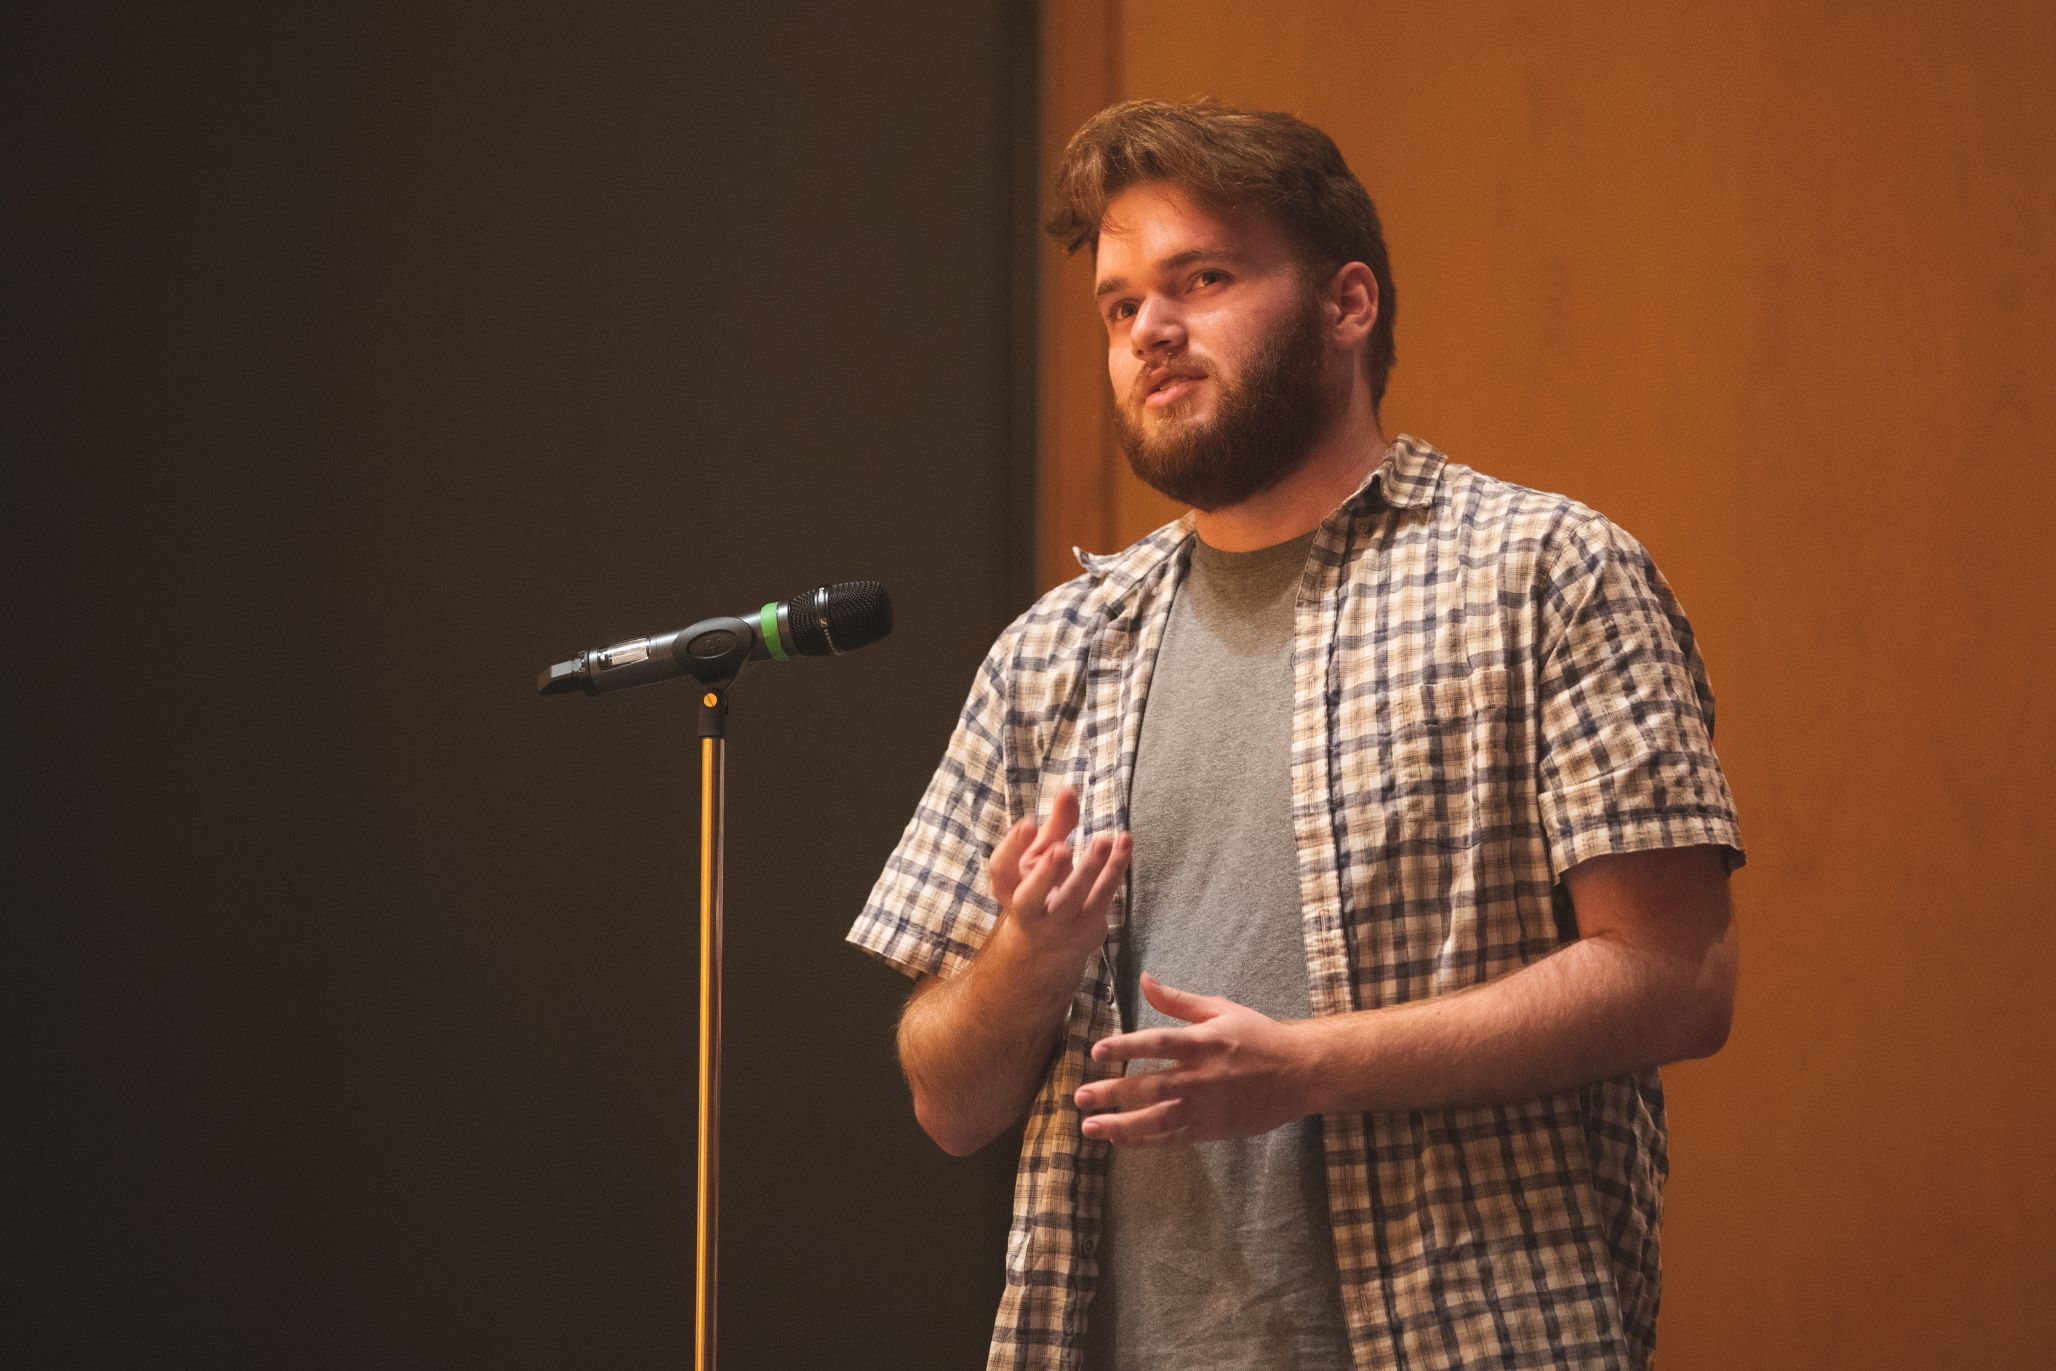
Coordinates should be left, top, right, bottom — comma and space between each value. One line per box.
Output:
1111, 289, 1341, 514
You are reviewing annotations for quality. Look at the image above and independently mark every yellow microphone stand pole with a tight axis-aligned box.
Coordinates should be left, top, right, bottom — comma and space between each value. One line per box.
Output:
695, 686, 728, 1371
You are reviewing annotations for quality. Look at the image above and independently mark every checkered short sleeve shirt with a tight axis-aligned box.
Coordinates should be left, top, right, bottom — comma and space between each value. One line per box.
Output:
849, 436, 1744, 1371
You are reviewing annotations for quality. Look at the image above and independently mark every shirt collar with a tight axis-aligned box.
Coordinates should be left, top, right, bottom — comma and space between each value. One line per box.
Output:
1072, 513, 1195, 596
1342, 432, 1443, 514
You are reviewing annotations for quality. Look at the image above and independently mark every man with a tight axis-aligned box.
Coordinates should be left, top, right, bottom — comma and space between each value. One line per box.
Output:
848, 99, 1743, 1371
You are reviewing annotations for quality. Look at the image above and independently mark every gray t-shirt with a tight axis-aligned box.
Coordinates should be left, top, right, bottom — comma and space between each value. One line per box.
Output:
1083, 529, 1351, 1371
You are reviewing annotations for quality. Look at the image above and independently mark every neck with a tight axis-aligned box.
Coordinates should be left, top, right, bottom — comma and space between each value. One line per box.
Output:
1191, 379, 1387, 552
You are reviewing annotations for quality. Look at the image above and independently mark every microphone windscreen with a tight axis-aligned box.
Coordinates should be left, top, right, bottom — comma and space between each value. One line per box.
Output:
786, 581, 893, 656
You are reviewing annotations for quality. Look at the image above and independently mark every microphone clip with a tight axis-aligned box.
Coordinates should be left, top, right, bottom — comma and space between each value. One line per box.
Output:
537, 615, 758, 698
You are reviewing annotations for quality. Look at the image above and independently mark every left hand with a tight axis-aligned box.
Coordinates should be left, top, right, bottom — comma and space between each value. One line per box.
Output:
1074, 973, 1318, 1148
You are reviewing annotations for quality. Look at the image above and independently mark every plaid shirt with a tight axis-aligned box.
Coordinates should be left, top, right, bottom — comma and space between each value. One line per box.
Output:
849, 435, 1744, 1371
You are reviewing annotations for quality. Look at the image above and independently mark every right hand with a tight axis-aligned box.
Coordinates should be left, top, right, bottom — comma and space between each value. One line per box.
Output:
988, 786, 1132, 973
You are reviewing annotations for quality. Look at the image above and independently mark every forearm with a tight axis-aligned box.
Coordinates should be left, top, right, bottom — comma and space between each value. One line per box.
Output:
898, 917, 1089, 1156
1299, 927, 1736, 1115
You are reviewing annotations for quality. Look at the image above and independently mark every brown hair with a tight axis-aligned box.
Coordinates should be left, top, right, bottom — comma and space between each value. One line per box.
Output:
1045, 98, 1398, 414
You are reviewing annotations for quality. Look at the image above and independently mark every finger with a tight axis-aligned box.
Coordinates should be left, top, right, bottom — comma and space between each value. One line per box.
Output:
1013, 840, 1073, 917
1075, 1066, 1185, 1114
1079, 1097, 1188, 1148
1091, 1027, 1218, 1066
1026, 786, 1080, 863
1046, 834, 1115, 919
1078, 832, 1132, 925
1140, 972, 1229, 1025
987, 817, 1036, 906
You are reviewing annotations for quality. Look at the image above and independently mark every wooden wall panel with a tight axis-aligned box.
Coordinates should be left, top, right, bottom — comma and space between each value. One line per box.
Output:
1039, 3, 2056, 1366
1036, 0, 1123, 589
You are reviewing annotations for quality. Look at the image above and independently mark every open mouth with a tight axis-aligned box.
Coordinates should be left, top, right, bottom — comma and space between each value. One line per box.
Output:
1143, 373, 1204, 407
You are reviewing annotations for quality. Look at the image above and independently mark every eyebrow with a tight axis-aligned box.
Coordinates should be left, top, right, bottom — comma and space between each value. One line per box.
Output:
1093, 248, 1247, 301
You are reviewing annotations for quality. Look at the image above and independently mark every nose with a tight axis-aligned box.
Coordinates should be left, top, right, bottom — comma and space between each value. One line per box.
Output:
1129, 294, 1186, 357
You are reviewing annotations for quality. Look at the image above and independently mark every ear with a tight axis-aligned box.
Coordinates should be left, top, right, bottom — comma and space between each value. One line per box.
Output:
1324, 261, 1379, 351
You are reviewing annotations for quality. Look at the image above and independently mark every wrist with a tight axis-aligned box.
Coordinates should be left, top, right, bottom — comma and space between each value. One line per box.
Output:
987, 913, 1095, 1007
1291, 1013, 1354, 1117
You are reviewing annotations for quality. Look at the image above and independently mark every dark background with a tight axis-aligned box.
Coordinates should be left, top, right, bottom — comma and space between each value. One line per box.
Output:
9, 4, 1036, 1366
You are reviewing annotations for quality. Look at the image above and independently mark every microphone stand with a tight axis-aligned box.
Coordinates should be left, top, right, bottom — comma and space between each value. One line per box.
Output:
695, 685, 729, 1371
542, 627, 753, 1370
537, 583, 891, 1370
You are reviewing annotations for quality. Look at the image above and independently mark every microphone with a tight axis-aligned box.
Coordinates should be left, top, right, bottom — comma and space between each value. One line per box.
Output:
537, 581, 893, 697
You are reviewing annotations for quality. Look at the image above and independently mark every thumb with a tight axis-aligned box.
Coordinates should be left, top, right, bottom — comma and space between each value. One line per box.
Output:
1139, 972, 1227, 1024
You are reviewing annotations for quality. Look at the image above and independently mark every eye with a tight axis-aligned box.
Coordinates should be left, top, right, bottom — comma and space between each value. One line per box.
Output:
1191, 268, 1227, 289
1106, 300, 1137, 324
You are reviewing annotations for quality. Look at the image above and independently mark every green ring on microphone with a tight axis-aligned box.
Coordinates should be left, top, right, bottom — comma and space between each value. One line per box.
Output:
759, 602, 789, 661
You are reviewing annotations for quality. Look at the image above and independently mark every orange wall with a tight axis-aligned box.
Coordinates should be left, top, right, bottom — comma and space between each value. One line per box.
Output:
1038, 3, 2056, 1366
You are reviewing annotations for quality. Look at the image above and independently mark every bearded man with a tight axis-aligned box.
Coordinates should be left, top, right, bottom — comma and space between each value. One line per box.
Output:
848, 99, 1744, 1371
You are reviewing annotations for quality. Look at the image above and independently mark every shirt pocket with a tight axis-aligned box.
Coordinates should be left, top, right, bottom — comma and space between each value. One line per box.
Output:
1385, 667, 1513, 850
